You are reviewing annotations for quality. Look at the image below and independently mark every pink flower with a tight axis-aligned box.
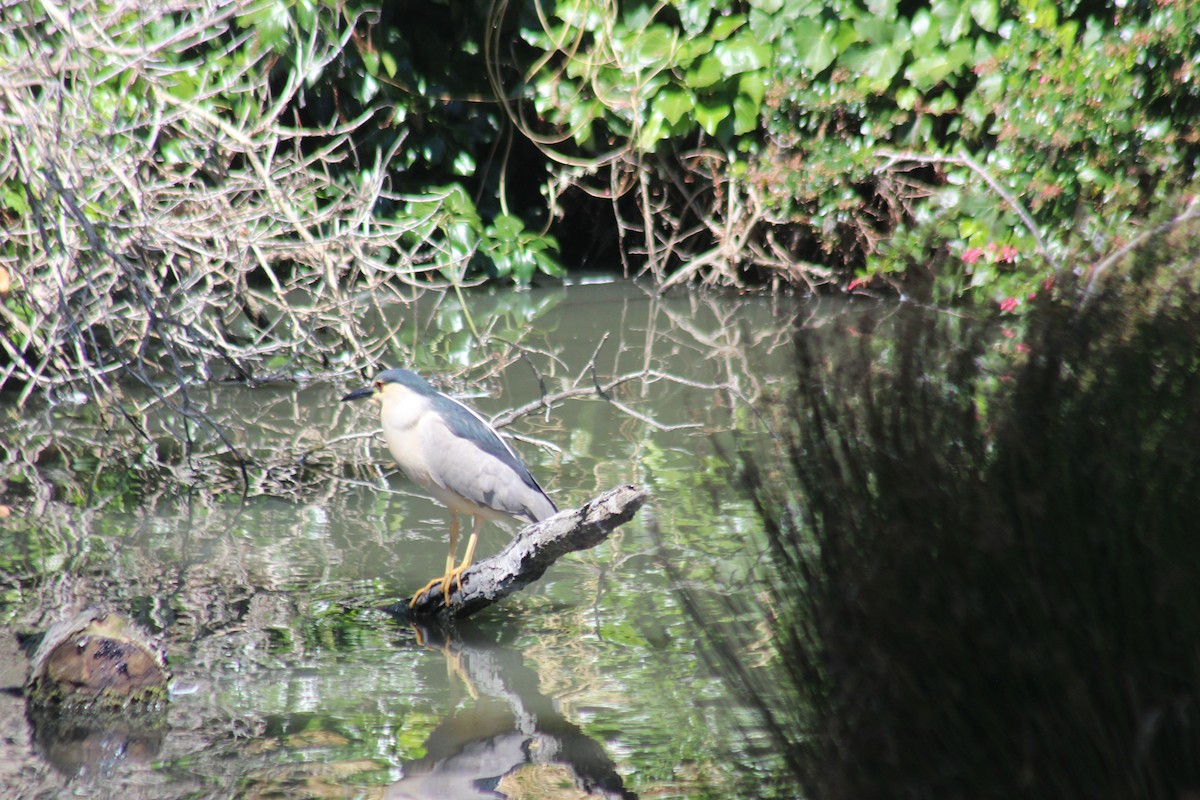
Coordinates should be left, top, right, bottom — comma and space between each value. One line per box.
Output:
1002, 328, 1016, 339
847, 277, 869, 290
1015, 342, 1031, 354
962, 248, 985, 265
999, 297, 1020, 312
997, 245, 1019, 263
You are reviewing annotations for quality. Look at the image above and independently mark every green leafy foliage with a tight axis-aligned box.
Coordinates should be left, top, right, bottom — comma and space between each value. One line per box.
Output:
4, 0, 1200, 396
401, 186, 562, 285
750, 0, 1200, 301
505, 0, 1196, 296
274, 0, 565, 284
519, 2, 772, 151
483, 214, 564, 285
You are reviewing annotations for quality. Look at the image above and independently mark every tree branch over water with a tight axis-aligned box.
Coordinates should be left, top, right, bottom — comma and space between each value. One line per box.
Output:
0, 1, 459, 408
876, 149, 1058, 272
398, 485, 647, 619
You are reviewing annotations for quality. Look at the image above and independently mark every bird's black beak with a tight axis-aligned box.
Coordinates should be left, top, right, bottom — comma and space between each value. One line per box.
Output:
341, 386, 375, 402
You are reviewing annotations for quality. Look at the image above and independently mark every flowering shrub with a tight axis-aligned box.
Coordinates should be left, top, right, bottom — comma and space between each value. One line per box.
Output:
753, 0, 1200, 302
3, 0, 1197, 310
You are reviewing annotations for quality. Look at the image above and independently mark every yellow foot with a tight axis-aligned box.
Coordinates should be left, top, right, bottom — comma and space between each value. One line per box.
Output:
409, 564, 473, 608
409, 575, 446, 608
442, 563, 470, 604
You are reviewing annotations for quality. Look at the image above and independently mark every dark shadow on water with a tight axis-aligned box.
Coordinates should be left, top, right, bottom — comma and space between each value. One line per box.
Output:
686, 276, 1200, 798
390, 621, 637, 800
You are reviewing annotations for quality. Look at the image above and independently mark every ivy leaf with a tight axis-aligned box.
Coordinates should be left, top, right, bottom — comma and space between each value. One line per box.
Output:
905, 54, 951, 89
1078, 165, 1113, 189
452, 151, 475, 177
844, 43, 903, 92
794, 19, 837, 74
237, 1, 291, 52
536, 250, 566, 278
713, 31, 771, 74
695, 97, 730, 135
733, 94, 759, 134
686, 54, 724, 88
680, 34, 714, 61
678, 0, 714, 35
626, 24, 677, 69
654, 87, 695, 125
490, 213, 525, 238
970, 0, 999, 32
445, 220, 479, 263
710, 13, 746, 41
638, 114, 669, 150
932, 0, 972, 44
738, 71, 767, 107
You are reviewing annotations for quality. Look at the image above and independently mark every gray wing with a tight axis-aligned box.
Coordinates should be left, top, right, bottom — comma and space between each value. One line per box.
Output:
424, 394, 557, 522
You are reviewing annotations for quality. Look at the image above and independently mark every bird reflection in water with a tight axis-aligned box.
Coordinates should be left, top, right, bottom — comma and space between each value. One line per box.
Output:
387, 624, 636, 800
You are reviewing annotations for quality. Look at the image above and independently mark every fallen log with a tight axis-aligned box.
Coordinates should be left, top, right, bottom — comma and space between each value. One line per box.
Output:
398, 484, 647, 620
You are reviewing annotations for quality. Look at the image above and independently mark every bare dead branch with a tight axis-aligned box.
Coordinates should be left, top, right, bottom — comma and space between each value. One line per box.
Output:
401, 484, 647, 619
876, 149, 1058, 272
1083, 196, 1200, 301
0, 0, 460, 412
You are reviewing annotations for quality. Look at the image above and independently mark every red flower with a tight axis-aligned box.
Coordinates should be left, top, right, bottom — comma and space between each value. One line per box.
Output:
999, 297, 1020, 312
962, 248, 985, 265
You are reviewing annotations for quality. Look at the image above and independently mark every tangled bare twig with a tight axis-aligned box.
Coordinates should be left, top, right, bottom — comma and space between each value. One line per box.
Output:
0, 1, 493, 484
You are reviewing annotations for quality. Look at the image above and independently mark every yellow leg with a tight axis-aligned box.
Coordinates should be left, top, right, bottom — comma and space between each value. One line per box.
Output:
444, 516, 484, 598
443, 512, 460, 582
410, 513, 460, 607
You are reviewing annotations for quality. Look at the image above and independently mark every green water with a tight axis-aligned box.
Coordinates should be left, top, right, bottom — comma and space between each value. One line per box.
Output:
0, 282, 828, 798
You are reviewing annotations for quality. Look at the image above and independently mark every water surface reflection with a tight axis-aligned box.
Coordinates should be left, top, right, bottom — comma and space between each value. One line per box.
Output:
0, 282, 820, 798
388, 624, 635, 799
688, 281, 1200, 797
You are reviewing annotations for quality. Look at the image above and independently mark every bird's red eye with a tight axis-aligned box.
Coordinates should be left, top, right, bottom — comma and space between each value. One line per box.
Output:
374, 380, 383, 391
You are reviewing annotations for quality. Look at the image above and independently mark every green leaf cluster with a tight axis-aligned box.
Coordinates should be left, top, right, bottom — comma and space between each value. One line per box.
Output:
750, 0, 1200, 301
0, 0, 565, 297
507, 0, 1200, 298
401, 186, 563, 284
329, 0, 565, 284
519, 1, 773, 151
6, 0, 1200, 322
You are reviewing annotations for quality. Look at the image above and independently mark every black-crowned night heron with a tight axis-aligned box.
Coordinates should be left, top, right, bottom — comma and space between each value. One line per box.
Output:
342, 369, 558, 606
